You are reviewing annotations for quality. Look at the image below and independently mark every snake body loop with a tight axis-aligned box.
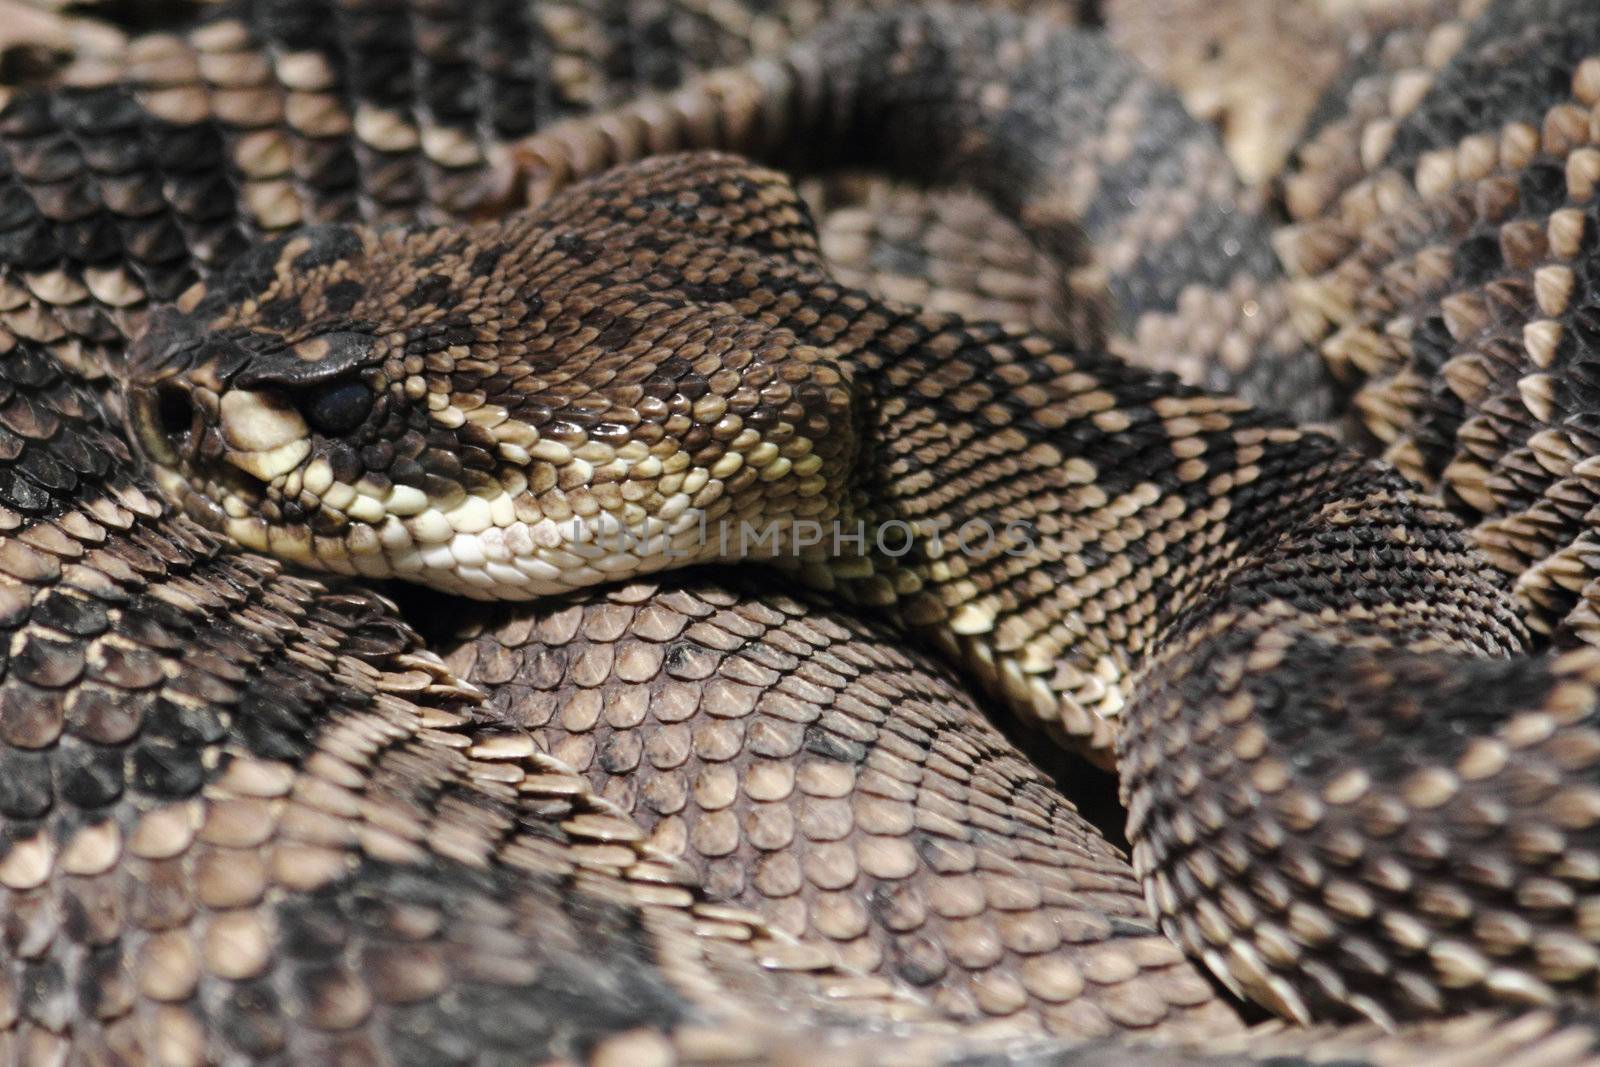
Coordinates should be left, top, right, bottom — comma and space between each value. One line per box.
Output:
0, 0, 1599, 1063
129, 142, 1600, 1029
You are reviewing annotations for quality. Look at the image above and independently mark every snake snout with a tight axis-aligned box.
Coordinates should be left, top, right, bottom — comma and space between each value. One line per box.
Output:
126, 309, 237, 468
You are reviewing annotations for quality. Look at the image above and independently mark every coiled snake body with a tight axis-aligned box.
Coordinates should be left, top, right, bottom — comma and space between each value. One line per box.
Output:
3, 0, 1600, 1063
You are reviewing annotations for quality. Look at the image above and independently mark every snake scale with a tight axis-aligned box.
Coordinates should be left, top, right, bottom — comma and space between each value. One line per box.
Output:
0, 0, 1598, 1062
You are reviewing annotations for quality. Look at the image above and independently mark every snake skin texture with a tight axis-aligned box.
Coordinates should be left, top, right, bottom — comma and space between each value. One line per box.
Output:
0, 2, 1255, 1061
0, 325, 902, 1063
1104, 0, 1485, 186
512, 6, 1345, 429
0, 0, 1094, 401
509, 1, 1600, 638
427, 571, 1236, 1039
120, 131, 1600, 1024
0, 0, 1598, 1064
1275, 0, 1600, 651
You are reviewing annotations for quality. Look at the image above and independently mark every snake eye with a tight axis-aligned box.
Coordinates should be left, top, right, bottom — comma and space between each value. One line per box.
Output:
301, 379, 373, 436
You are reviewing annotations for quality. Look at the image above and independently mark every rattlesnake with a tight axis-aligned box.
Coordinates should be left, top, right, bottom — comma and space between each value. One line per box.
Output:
1, 0, 1600, 1064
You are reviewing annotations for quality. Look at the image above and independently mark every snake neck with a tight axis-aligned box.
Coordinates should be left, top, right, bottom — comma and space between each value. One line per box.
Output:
780, 318, 1205, 760
788, 310, 1528, 768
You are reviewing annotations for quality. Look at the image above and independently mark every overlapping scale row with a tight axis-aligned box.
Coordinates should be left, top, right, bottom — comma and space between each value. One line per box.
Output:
1127, 606, 1600, 1025
1275, 0, 1600, 640
1280, 0, 1491, 224
0, 0, 1101, 412
808, 179, 1073, 340
1105, 0, 1476, 186
438, 574, 1241, 1041
511, 6, 1389, 426
0, 85, 253, 387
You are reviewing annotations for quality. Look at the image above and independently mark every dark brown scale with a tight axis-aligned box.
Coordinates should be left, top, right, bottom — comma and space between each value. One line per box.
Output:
362, 440, 395, 470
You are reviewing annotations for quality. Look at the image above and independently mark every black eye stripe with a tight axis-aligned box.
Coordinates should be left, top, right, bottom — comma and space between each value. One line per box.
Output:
303, 379, 374, 436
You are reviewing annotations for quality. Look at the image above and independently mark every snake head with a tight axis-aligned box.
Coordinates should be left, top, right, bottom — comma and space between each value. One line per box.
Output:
125, 192, 861, 599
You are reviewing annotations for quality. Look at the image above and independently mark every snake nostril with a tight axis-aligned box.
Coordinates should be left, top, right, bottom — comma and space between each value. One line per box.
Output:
133, 382, 197, 465
156, 384, 195, 443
